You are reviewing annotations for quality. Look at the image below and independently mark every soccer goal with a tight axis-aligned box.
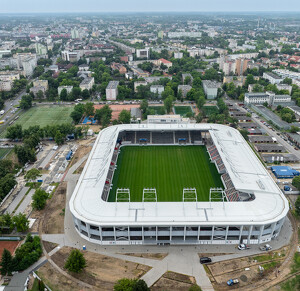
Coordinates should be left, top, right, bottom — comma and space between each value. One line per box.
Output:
183, 188, 197, 202
142, 188, 157, 207
116, 188, 130, 203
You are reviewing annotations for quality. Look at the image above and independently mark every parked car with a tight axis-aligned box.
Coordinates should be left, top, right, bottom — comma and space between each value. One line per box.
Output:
227, 279, 239, 286
260, 244, 272, 251
200, 257, 212, 264
238, 243, 251, 250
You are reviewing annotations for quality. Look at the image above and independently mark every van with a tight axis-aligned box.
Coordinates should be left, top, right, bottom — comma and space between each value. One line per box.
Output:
200, 257, 212, 264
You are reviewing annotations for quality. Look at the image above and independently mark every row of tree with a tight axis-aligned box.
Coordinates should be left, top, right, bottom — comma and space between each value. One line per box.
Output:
0, 159, 17, 203
0, 212, 29, 234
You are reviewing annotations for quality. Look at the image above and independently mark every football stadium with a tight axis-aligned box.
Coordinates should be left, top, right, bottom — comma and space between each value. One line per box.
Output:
70, 123, 289, 245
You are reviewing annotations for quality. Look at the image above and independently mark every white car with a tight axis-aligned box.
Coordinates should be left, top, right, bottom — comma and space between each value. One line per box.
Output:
238, 244, 250, 250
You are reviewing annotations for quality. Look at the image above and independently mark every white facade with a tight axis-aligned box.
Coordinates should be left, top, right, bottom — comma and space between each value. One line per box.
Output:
58, 86, 73, 95
273, 69, 300, 80
168, 31, 202, 38
150, 85, 164, 96
80, 77, 94, 91
202, 80, 218, 99
0, 80, 12, 91
106, 81, 119, 100
22, 57, 37, 77
69, 123, 289, 246
174, 52, 183, 59
245, 92, 291, 106
263, 72, 283, 84
136, 48, 149, 59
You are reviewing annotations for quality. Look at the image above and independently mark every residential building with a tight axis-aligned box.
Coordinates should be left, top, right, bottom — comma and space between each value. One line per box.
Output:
30, 86, 47, 96
273, 69, 300, 80
178, 85, 192, 98
120, 56, 129, 63
131, 66, 150, 78
136, 48, 149, 59
78, 64, 89, 71
33, 80, 49, 91
202, 80, 218, 99
111, 62, 127, 74
134, 81, 147, 92
182, 73, 193, 84
22, 56, 37, 76
174, 52, 183, 59
58, 86, 73, 95
168, 31, 202, 38
223, 76, 246, 87
0, 71, 20, 82
106, 81, 119, 100
0, 80, 12, 91
150, 85, 164, 96
157, 58, 172, 68
263, 72, 284, 84
35, 43, 47, 56
244, 92, 291, 106
61, 51, 80, 62
80, 77, 94, 91
222, 61, 236, 75
235, 58, 249, 76
277, 84, 292, 94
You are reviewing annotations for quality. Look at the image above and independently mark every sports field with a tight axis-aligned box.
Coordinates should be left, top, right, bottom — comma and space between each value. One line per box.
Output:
0, 148, 12, 160
202, 105, 219, 117
109, 146, 223, 202
2, 106, 74, 136
174, 106, 193, 117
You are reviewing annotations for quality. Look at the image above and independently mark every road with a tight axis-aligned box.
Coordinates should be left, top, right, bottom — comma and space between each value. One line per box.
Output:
237, 104, 300, 159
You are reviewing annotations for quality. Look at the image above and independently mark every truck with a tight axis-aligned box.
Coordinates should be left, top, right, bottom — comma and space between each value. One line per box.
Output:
227, 279, 239, 286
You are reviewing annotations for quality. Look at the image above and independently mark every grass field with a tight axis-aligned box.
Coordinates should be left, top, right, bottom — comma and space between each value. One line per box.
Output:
109, 146, 223, 202
0, 106, 74, 137
148, 106, 165, 115
202, 105, 219, 117
174, 106, 193, 117
0, 148, 12, 160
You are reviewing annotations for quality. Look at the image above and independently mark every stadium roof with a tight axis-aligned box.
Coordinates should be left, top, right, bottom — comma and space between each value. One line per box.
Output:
70, 124, 288, 227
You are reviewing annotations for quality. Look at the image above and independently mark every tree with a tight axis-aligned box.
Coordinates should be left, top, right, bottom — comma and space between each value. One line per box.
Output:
118, 110, 131, 124
64, 249, 86, 273
0, 249, 13, 276
82, 89, 90, 100
25, 168, 41, 182
55, 130, 64, 145
114, 279, 149, 291
295, 196, 300, 216
84, 102, 94, 117
94, 105, 112, 127
14, 145, 36, 165
292, 176, 300, 191
239, 129, 249, 141
133, 279, 150, 291
291, 126, 300, 133
32, 188, 49, 210
6, 124, 23, 140
164, 96, 173, 113
20, 94, 33, 109
36, 90, 44, 101
12, 213, 29, 232
60, 88, 68, 101
70, 103, 85, 124
283, 77, 292, 85
189, 285, 202, 291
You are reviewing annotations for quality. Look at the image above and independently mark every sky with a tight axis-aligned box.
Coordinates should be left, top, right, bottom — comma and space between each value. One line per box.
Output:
1, 0, 300, 13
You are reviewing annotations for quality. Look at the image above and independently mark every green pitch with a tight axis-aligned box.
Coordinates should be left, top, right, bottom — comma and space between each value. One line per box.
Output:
109, 145, 223, 202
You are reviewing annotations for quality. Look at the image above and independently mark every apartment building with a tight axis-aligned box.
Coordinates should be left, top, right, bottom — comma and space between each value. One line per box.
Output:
236, 58, 249, 76
106, 81, 119, 100
263, 72, 284, 84
202, 80, 218, 99
80, 77, 95, 91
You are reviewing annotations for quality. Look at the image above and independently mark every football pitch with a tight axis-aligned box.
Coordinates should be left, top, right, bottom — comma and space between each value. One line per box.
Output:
109, 145, 223, 202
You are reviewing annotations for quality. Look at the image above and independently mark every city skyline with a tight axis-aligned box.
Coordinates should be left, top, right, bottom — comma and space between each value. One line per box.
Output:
1, 0, 300, 13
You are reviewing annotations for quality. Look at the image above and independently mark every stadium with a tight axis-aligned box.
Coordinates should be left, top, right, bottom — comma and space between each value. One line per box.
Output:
69, 123, 289, 245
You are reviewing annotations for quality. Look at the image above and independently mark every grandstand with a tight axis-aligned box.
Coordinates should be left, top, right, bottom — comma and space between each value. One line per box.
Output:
70, 123, 289, 246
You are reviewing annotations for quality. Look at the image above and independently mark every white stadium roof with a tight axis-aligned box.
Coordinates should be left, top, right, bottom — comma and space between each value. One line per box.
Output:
69, 123, 288, 226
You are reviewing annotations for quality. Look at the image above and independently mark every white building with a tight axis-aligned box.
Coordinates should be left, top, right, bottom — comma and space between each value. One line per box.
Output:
263, 72, 284, 84
58, 85, 73, 95
150, 85, 164, 96
168, 31, 202, 38
0, 80, 12, 91
276, 84, 292, 94
80, 77, 94, 91
134, 81, 147, 92
22, 56, 37, 77
174, 52, 183, 59
202, 80, 218, 99
136, 48, 149, 59
273, 69, 300, 80
106, 81, 119, 100
244, 92, 291, 106
33, 80, 49, 91
35, 43, 47, 56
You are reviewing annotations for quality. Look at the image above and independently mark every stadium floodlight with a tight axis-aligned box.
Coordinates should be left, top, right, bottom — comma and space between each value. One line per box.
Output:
209, 188, 226, 209
183, 188, 197, 202
142, 188, 157, 207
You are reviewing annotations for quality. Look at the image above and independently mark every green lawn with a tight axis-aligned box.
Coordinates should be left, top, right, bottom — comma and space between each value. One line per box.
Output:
109, 146, 223, 202
1, 106, 74, 137
174, 106, 193, 117
202, 106, 219, 117
148, 106, 165, 115
0, 148, 12, 160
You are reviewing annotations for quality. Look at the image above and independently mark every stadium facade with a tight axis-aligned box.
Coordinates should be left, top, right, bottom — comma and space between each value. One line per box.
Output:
69, 123, 289, 245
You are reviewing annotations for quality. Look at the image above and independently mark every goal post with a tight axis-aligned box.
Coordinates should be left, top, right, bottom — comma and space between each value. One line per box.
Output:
116, 188, 130, 203
209, 188, 226, 209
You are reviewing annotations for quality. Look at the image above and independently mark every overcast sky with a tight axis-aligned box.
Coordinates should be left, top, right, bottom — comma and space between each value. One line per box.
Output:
1, 0, 300, 13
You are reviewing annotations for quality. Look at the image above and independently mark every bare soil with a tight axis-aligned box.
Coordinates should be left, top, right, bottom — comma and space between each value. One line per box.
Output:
42, 241, 58, 253
51, 247, 151, 290
73, 159, 87, 174
41, 182, 67, 234
122, 253, 168, 260
152, 271, 195, 291
69, 144, 92, 169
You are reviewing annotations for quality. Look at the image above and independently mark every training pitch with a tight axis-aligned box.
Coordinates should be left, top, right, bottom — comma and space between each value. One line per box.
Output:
109, 145, 223, 202
11, 106, 74, 130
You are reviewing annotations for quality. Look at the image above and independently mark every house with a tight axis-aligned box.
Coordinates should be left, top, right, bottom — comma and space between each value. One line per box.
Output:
79, 77, 94, 91
111, 62, 127, 74
158, 58, 172, 68
78, 64, 89, 71
178, 85, 192, 98
150, 85, 164, 96
202, 80, 218, 99
106, 81, 119, 100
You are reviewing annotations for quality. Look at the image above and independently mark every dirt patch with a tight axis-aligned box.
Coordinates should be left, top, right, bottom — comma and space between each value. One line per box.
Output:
152, 271, 195, 291
43, 241, 58, 253
122, 253, 168, 260
94, 104, 140, 120
37, 262, 95, 291
41, 182, 67, 234
0, 240, 21, 257
69, 145, 92, 169
73, 159, 87, 174
51, 247, 151, 290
